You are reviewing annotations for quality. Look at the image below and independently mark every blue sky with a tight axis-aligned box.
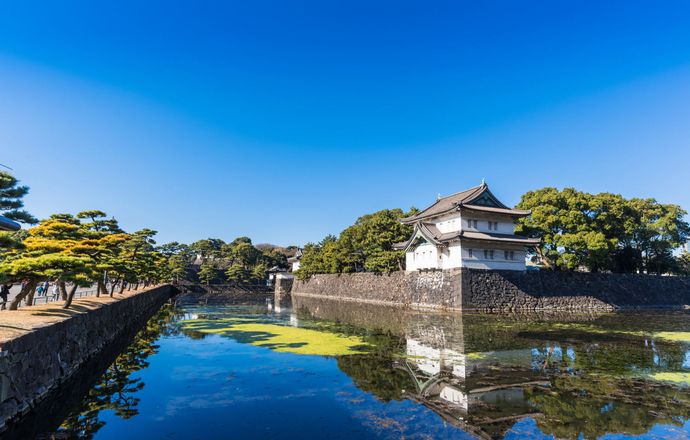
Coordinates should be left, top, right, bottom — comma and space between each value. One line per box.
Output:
1, 1, 689, 246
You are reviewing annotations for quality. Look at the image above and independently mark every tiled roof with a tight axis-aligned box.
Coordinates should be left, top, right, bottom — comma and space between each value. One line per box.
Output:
401, 183, 530, 223
393, 221, 540, 251
401, 185, 485, 223
459, 230, 541, 245
460, 205, 531, 216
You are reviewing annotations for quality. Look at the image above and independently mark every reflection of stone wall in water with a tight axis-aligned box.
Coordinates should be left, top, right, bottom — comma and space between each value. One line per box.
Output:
0, 286, 173, 430
292, 269, 690, 311
292, 295, 466, 342
293, 295, 608, 352
175, 284, 272, 304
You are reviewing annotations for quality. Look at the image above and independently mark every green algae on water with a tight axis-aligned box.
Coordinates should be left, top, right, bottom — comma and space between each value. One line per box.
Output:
527, 323, 690, 344
179, 317, 372, 356
650, 372, 690, 386
652, 332, 690, 343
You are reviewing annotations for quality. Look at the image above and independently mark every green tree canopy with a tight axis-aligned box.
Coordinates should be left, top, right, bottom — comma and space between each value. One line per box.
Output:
198, 261, 222, 285
225, 263, 251, 283
296, 208, 416, 279
0, 171, 37, 225
516, 187, 690, 274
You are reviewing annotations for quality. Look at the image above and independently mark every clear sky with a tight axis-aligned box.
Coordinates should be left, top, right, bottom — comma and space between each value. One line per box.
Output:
1, 1, 689, 246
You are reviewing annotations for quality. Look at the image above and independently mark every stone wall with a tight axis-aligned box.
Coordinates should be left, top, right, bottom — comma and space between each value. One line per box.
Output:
274, 275, 294, 299
0, 285, 173, 430
462, 269, 690, 311
291, 270, 462, 309
292, 270, 690, 312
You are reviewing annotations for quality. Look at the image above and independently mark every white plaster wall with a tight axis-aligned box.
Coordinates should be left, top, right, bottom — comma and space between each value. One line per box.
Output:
440, 243, 463, 269
425, 210, 518, 235
432, 213, 463, 233
460, 212, 516, 234
291, 261, 301, 271
406, 339, 468, 380
461, 245, 526, 270
408, 242, 439, 270
424, 212, 515, 234
438, 247, 449, 267
462, 243, 525, 270
406, 240, 528, 271
405, 252, 415, 271
496, 220, 516, 234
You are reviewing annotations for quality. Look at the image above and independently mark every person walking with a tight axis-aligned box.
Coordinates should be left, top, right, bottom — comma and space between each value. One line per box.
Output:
52, 282, 60, 301
0, 284, 10, 310
42, 280, 50, 296
36, 283, 45, 297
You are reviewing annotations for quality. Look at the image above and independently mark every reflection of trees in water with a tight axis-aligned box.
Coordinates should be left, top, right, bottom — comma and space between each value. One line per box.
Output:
514, 336, 690, 439
334, 330, 416, 401
527, 332, 688, 376
527, 374, 690, 440
337, 354, 414, 402
57, 306, 177, 438
335, 330, 690, 440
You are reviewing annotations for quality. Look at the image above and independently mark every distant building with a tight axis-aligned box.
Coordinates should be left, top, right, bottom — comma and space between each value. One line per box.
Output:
267, 265, 288, 286
0, 215, 20, 231
288, 248, 303, 272
394, 182, 540, 271
191, 253, 204, 266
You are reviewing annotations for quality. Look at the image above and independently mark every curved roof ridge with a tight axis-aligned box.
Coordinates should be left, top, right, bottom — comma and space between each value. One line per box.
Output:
401, 182, 493, 223
438, 183, 485, 201
462, 185, 509, 209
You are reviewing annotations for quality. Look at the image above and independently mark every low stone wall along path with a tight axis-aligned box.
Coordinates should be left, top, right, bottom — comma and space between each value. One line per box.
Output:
0, 285, 173, 431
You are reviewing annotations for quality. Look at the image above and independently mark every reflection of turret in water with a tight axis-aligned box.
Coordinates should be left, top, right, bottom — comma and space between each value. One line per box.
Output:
399, 332, 546, 439
293, 296, 690, 439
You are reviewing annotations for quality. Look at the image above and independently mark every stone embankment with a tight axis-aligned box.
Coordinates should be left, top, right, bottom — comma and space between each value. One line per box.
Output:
292, 270, 462, 309
462, 270, 690, 311
0, 285, 173, 431
292, 269, 690, 312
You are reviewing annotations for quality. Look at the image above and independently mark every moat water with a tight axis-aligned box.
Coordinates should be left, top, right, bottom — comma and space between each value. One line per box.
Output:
10, 298, 690, 439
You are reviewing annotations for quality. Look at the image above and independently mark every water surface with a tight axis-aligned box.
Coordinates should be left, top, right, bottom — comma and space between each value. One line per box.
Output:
21, 298, 690, 439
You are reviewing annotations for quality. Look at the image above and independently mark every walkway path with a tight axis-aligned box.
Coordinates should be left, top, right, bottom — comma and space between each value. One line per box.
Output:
3, 284, 99, 308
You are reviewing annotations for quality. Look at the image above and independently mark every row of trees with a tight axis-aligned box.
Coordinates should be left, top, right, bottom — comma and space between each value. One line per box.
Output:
0, 171, 178, 309
516, 188, 690, 274
0, 210, 172, 309
187, 237, 297, 285
0, 171, 303, 308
